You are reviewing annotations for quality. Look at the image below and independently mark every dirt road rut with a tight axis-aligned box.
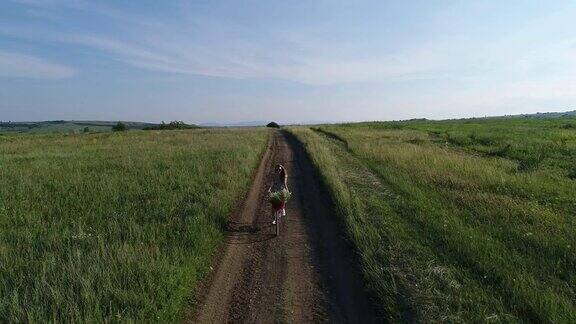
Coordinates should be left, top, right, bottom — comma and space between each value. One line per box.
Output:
192, 130, 380, 323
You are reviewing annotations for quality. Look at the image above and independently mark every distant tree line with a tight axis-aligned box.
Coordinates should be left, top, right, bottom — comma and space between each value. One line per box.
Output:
0, 122, 40, 129
143, 121, 198, 130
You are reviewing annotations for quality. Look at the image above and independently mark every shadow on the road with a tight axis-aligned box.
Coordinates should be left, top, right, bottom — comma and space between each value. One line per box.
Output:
225, 221, 276, 244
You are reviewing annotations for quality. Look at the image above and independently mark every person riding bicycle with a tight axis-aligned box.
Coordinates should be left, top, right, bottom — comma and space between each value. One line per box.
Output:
268, 164, 288, 225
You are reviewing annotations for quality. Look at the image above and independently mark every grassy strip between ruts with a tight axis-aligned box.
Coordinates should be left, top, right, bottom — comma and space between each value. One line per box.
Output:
0, 128, 267, 322
288, 121, 576, 322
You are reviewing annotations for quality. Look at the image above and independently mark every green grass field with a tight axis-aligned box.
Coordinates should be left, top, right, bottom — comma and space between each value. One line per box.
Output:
3, 116, 575, 322
289, 116, 576, 322
0, 129, 267, 321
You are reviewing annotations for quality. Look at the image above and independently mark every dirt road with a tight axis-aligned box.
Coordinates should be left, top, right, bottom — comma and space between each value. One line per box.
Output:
192, 130, 380, 323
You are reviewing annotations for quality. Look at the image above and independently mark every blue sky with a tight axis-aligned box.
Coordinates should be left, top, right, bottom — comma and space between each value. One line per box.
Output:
1, 0, 575, 123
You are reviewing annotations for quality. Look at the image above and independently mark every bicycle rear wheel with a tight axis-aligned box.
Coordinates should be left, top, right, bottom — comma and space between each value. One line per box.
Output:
275, 211, 280, 236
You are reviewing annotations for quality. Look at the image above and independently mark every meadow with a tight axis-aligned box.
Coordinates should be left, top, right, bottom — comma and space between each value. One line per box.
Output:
0, 128, 267, 321
289, 116, 576, 322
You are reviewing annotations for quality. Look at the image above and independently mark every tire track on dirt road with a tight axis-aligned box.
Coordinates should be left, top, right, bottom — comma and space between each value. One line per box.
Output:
191, 130, 380, 323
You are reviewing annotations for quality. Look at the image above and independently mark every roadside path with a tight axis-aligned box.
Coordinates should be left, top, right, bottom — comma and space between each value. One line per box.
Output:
192, 130, 380, 323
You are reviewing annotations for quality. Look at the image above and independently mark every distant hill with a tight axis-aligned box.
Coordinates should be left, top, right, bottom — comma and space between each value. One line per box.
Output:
382, 110, 576, 124
200, 121, 268, 127
0, 120, 158, 134
2, 110, 574, 134
200, 120, 337, 127
511, 110, 576, 119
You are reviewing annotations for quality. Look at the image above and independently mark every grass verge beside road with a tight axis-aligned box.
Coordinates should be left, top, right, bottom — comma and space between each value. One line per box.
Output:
0, 129, 267, 321
289, 118, 576, 322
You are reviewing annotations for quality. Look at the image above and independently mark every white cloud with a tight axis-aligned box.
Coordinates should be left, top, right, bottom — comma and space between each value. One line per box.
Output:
2, 0, 463, 84
0, 50, 76, 79
4, 0, 576, 87
0, 26, 462, 85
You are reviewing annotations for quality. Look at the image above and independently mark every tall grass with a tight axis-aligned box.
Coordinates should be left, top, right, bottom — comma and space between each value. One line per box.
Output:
0, 129, 267, 321
290, 117, 576, 322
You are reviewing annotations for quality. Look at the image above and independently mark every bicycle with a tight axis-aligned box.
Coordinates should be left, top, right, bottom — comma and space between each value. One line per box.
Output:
272, 201, 285, 236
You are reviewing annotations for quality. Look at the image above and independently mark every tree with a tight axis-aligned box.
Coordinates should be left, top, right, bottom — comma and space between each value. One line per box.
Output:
143, 121, 199, 130
112, 122, 128, 132
267, 122, 280, 128
83, 127, 90, 133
